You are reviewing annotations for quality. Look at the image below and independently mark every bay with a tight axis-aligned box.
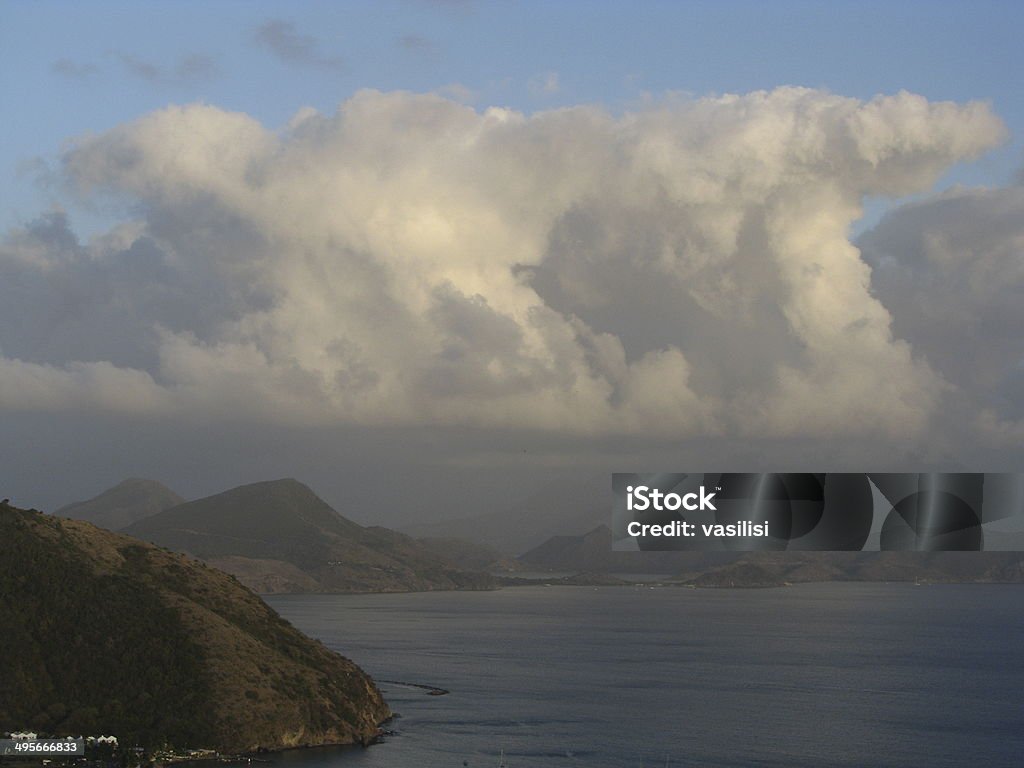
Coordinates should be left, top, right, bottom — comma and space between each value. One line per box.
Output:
261, 584, 1024, 767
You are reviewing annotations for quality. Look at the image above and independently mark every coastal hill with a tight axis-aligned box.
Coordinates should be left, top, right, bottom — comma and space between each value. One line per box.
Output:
123, 479, 496, 593
55, 478, 184, 531
0, 501, 390, 753
520, 527, 1024, 586
402, 473, 608, 554
677, 551, 1024, 587
520, 526, 618, 571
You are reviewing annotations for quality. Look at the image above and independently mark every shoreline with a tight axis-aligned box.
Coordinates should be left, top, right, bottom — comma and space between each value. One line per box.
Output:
152, 721, 395, 767
258, 576, 1024, 596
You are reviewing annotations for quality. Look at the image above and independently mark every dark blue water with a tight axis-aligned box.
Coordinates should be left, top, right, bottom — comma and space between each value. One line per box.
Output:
263, 584, 1024, 768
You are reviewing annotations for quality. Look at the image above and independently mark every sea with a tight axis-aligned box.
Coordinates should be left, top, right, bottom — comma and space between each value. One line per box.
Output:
258, 584, 1024, 768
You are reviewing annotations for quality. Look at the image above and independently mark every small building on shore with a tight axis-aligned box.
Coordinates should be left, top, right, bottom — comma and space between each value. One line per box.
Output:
86, 735, 118, 745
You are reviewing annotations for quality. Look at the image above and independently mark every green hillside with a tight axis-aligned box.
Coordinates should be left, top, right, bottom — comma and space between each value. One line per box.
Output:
0, 501, 390, 753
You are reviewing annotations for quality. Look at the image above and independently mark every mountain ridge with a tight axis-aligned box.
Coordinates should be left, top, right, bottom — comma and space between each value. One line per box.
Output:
123, 478, 496, 594
401, 473, 608, 554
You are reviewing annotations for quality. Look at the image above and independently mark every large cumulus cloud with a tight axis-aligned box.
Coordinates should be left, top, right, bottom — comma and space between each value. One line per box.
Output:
861, 181, 1024, 445
0, 88, 1008, 440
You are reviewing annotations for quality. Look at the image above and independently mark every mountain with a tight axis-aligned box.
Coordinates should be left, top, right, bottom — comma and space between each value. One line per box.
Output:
56, 478, 185, 531
123, 479, 495, 594
415, 537, 522, 572
0, 501, 390, 753
402, 473, 608, 555
519, 525, 739, 573
519, 526, 619, 571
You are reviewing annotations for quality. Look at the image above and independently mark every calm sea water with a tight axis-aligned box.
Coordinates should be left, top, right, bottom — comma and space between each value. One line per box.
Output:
262, 584, 1024, 768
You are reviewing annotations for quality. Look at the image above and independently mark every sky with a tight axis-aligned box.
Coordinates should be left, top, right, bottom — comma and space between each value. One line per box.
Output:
1, 1, 1023, 523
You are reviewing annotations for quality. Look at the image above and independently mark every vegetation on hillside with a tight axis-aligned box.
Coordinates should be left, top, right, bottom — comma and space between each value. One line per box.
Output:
1, 505, 213, 748
0, 502, 390, 753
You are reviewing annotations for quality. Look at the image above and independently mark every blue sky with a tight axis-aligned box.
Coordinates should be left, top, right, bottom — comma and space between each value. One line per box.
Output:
2, 0, 1023, 235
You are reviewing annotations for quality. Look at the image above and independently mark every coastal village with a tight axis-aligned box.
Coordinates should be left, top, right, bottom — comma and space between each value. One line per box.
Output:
2, 732, 225, 767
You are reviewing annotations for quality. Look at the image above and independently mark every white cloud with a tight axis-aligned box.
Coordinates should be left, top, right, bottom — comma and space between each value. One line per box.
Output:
861, 181, 1024, 443
0, 88, 1008, 441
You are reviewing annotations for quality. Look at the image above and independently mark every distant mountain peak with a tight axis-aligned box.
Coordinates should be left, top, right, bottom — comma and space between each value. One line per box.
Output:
198, 477, 330, 500
55, 478, 185, 532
